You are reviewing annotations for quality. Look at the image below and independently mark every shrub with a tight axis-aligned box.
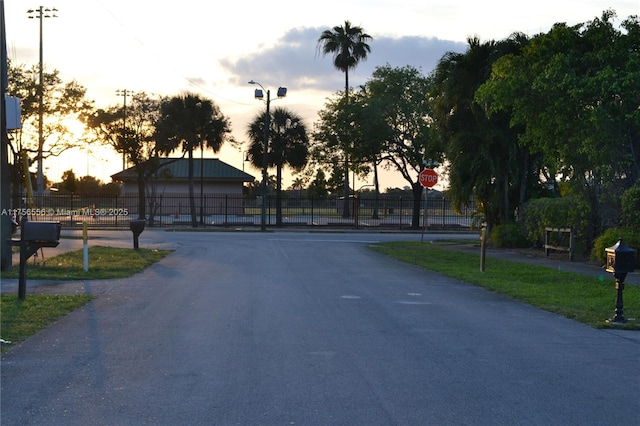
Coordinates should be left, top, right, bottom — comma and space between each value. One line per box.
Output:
592, 227, 640, 267
520, 196, 592, 250
621, 185, 640, 229
488, 223, 531, 248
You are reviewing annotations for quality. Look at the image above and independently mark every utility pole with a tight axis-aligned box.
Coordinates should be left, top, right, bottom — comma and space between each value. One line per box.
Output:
27, 6, 57, 198
116, 89, 133, 169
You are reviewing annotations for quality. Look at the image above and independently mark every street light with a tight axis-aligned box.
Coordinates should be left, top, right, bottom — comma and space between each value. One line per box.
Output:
27, 6, 57, 198
248, 80, 287, 231
115, 89, 133, 170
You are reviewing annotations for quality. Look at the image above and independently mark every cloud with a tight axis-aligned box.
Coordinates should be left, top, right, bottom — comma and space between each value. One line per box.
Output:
219, 27, 467, 93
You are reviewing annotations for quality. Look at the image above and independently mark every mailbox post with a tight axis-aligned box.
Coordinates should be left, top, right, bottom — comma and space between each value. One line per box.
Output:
8, 216, 61, 300
129, 220, 145, 250
605, 238, 636, 324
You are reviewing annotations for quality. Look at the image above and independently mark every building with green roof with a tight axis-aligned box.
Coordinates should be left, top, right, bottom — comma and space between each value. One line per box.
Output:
111, 158, 255, 196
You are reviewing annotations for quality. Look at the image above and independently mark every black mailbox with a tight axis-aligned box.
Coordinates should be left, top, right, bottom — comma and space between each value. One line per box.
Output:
8, 218, 62, 300
605, 238, 636, 275
129, 219, 145, 250
604, 238, 636, 324
22, 221, 61, 246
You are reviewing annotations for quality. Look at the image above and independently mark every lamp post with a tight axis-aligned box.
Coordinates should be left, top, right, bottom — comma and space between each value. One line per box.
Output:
248, 80, 287, 231
27, 6, 57, 198
115, 89, 133, 170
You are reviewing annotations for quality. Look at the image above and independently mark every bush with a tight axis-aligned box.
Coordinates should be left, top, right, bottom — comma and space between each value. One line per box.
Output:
488, 223, 531, 248
592, 227, 640, 267
621, 185, 640, 229
520, 196, 592, 250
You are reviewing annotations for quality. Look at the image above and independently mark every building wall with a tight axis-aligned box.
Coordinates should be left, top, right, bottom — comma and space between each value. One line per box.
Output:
121, 180, 244, 196
119, 180, 247, 218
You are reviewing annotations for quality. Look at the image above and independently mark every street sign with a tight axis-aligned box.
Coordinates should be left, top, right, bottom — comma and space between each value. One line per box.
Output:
419, 169, 438, 188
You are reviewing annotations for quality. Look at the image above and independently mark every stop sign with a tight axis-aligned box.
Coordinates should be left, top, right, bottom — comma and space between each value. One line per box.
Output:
419, 169, 438, 188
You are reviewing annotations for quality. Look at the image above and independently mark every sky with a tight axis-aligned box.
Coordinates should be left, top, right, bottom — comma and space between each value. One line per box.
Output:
4, 0, 639, 191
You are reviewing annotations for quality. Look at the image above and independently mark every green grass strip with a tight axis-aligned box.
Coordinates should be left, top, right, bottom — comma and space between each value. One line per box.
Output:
0, 246, 173, 280
371, 241, 640, 329
1, 294, 94, 353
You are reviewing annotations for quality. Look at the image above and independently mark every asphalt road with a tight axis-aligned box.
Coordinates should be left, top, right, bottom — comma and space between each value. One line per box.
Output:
1, 231, 639, 425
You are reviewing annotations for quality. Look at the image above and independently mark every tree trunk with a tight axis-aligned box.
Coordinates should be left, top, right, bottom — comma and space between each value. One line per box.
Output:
411, 181, 422, 229
276, 164, 283, 226
342, 155, 350, 218
188, 148, 196, 228
372, 160, 380, 219
341, 68, 351, 218
136, 170, 146, 221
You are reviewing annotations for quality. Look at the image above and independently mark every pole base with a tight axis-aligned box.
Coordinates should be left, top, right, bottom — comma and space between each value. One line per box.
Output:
606, 316, 627, 325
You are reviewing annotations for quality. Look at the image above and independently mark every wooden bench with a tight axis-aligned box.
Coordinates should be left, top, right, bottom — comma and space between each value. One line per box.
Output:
544, 227, 574, 261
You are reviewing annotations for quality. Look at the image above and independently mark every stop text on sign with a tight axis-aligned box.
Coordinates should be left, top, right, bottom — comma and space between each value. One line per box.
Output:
419, 169, 438, 188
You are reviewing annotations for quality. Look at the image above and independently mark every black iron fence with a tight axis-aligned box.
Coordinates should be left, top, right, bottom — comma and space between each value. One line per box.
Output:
10, 193, 479, 230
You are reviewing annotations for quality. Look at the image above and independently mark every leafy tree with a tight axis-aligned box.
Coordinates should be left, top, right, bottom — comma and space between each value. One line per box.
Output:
349, 88, 389, 218
76, 175, 102, 197
155, 93, 231, 227
85, 92, 161, 221
247, 107, 309, 226
311, 93, 360, 197
58, 169, 77, 194
432, 35, 535, 230
309, 168, 329, 197
7, 62, 94, 197
476, 10, 640, 240
317, 21, 372, 217
363, 65, 441, 228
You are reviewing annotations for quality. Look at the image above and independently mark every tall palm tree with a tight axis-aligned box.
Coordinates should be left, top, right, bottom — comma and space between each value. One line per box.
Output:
247, 107, 309, 227
155, 93, 231, 228
317, 21, 372, 218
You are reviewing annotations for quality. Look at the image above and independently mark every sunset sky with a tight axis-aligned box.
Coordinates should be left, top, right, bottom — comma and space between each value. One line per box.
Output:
4, 0, 638, 190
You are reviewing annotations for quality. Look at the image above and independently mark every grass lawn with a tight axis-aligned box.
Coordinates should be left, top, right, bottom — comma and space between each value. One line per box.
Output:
371, 241, 640, 330
1, 246, 172, 353
1, 246, 172, 280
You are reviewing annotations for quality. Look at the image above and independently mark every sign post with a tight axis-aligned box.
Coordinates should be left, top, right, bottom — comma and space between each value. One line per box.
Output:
419, 169, 438, 242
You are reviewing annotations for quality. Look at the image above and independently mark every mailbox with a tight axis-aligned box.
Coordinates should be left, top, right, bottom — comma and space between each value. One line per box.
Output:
129, 219, 145, 250
8, 218, 62, 300
605, 238, 636, 324
21, 221, 61, 246
605, 238, 636, 276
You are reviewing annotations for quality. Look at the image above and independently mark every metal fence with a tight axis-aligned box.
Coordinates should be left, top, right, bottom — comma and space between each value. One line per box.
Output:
12, 193, 479, 230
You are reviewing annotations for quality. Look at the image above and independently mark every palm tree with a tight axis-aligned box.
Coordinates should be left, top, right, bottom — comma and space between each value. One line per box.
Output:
155, 93, 231, 227
247, 107, 309, 226
317, 21, 372, 218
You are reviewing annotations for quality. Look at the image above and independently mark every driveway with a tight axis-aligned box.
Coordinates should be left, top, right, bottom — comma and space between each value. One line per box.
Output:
1, 231, 639, 425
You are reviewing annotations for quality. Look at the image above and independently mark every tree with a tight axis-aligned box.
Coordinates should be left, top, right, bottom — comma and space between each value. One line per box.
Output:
85, 92, 161, 221
309, 169, 329, 197
154, 93, 231, 227
311, 90, 384, 217
7, 62, 94, 199
58, 169, 77, 194
247, 107, 309, 226
364, 65, 441, 228
432, 35, 535, 230
476, 10, 640, 240
311, 92, 358, 197
317, 21, 372, 217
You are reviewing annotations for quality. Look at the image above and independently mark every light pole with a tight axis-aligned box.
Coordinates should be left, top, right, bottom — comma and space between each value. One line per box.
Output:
248, 80, 287, 231
27, 6, 57, 198
115, 89, 133, 170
